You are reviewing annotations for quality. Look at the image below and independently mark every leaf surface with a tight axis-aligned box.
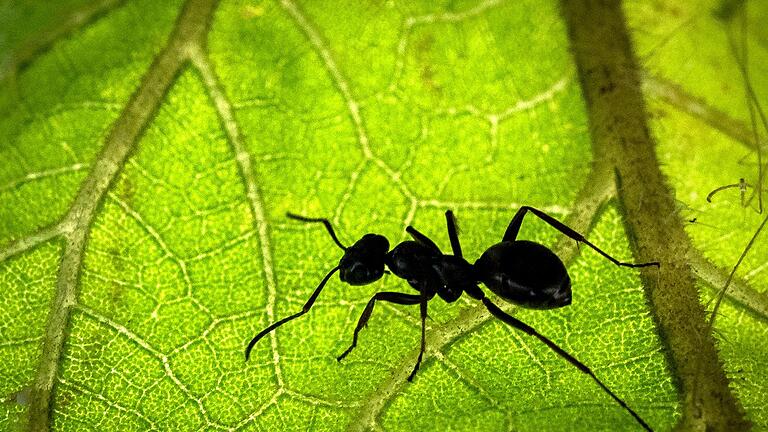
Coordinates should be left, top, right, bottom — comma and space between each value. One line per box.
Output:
0, 0, 765, 431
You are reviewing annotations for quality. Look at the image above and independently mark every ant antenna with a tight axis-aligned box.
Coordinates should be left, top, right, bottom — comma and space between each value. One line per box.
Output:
245, 266, 341, 360
286, 212, 347, 250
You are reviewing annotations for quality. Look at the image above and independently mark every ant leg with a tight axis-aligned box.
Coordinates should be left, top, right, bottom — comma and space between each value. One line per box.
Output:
405, 226, 441, 252
502, 206, 527, 242
503, 206, 659, 268
245, 266, 340, 360
480, 296, 652, 432
407, 289, 429, 381
445, 210, 463, 258
337, 292, 420, 361
286, 212, 347, 250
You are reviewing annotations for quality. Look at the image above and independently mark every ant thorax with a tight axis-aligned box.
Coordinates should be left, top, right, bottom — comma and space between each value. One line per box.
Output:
431, 255, 475, 303
384, 241, 439, 285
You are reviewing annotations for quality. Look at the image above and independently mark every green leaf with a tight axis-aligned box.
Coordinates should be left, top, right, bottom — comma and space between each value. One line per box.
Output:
0, 0, 765, 431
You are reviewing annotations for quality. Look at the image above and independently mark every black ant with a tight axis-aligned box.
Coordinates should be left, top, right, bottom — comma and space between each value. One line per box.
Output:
245, 208, 659, 431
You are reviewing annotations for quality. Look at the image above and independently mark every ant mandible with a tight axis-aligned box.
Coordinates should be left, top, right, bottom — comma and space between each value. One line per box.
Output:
245, 208, 659, 431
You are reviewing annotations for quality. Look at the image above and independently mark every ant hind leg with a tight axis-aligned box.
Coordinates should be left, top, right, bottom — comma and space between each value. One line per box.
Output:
480, 296, 653, 431
503, 206, 659, 268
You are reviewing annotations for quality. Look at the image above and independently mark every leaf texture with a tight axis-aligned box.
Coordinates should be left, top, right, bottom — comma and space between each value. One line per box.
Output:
0, 0, 765, 430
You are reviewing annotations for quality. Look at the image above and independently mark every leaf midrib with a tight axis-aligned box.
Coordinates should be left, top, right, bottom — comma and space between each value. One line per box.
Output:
561, 0, 749, 430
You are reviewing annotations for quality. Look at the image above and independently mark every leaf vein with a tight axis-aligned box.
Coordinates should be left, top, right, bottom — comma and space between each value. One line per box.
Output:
187, 42, 285, 388
0, 0, 127, 83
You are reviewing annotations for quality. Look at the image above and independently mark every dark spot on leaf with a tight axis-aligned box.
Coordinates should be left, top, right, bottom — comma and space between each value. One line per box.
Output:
15, 387, 30, 406
599, 82, 616, 94
106, 247, 125, 307
110, 279, 124, 307
119, 176, 136, 208
4, 387, 31, 406
107, 247, 125, 272
414, 34, 442, 94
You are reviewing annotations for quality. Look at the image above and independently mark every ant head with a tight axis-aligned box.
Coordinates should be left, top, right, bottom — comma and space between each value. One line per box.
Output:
339, 234, 390, 286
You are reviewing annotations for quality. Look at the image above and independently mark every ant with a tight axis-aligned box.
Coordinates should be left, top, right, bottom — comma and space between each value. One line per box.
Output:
245, 208, 660, 431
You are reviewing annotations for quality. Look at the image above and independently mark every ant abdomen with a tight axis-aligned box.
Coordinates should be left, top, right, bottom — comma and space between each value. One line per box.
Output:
474, 240, 572, 309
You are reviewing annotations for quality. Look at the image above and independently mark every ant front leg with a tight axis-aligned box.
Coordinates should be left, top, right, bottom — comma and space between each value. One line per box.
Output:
503, 206, 659, 268
337, 292, 421, 362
